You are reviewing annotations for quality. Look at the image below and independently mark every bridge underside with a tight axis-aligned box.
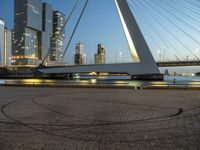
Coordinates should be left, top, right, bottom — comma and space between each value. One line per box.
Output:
157, 61, 200, 67
38, 63, 161, 80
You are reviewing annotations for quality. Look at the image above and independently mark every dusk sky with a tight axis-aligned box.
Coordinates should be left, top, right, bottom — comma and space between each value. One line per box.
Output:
1, 0, 200, 68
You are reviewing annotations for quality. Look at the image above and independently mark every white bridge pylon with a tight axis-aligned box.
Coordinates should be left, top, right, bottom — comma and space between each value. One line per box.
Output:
39, 0, 160, 77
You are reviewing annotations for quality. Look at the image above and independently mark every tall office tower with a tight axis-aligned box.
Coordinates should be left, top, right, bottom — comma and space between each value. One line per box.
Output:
0, 19, 12, 66
42, 3, 53, 65
51, 11, 65, 64
94, 44, 106, 64
12, 0, 42, 65
0, 19, 5, 66
4, 28, 12, 66
74, 42, 84, 65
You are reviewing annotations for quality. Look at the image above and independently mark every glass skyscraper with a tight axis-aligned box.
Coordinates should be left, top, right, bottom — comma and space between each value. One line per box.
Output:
51, 11, 65, 64
0, 19, 5, 66
5, 29, 12, 66
12, 0, 43, 65
42, 3, 53, 64
12, 0, 65, 66
0, 19, 12, 66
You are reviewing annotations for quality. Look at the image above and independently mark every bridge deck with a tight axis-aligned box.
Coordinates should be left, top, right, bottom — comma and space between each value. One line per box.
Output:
157, 61, 200, 67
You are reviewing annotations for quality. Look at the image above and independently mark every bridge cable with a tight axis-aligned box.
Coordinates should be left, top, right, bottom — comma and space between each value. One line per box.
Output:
148, 0, 200, 46
160, 0, 200, 26
173, 0, 200, 18
144, 0, 200, 60
131, 0, 192, 60
128, 0, 171, 61
194, 0, 200, 4
41, 0, 81, 66
130, 1, 185, 60
60, 0, 89, 62
128, 0, 186, 61
184, 0, 200, 9
138, 0, 200, 60
147, 0, 200, 35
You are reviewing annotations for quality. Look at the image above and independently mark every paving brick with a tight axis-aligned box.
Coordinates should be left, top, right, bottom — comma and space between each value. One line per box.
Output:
0, 87, 200, 149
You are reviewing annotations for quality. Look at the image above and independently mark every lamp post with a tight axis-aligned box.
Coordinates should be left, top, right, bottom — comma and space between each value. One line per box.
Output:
119, 51, 122, 63
72, 51, 74, 65
196, 48, 199, 60
157, 50, 161, 62
83, 53, 86, 64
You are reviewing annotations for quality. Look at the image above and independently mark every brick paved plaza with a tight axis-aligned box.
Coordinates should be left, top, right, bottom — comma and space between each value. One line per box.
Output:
0, 87, 200, 150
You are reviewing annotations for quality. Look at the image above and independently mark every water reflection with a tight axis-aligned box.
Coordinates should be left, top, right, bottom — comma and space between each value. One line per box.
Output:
0, 75, 200, 88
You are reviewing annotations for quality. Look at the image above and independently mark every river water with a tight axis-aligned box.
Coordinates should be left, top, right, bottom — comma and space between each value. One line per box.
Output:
0, 75, 200, 88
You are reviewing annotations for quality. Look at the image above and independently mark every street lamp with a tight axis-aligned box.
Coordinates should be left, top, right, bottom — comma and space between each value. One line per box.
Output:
72, 51, 74, 64
119, 51, 122, 63
186, 55, 189, 61
196, 48, 199, 59
162, 47, 165, 62
157, 50, 161, 61
83, 53, 86, 64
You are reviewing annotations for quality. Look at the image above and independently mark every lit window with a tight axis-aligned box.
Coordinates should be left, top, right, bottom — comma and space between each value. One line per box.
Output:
15, 13, 20, 16
24, 33, 29, 36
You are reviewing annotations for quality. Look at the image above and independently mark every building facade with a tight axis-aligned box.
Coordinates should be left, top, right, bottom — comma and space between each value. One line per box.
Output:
50, 11, 65, 64
4, 28, 12, 66
74, 42, 84, 65
42, 3, 53, 64
94, 44, 106, 64
0, 19, 12, 66
0, 19, 5, 66
12, 0, 43, 65
11, 0, 65, 66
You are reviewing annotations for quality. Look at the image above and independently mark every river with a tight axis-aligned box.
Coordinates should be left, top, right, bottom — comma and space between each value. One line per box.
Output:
0, 75, 200, 88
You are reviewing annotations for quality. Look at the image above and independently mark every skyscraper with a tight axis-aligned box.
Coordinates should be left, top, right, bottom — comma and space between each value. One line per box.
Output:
0, 19, 5, 66
74, 42, 84, 65
4, 28, 12, 66
0, 19, 12, 66
51, 11, 65, 64
11, 0, 65, 66
12, 0, 43, 65
94, 44, 106, 64
42, 3, 53, 64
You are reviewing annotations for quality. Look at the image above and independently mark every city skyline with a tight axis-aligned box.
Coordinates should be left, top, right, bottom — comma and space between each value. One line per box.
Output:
1, 2, 200, 149
1, 0, 200, 68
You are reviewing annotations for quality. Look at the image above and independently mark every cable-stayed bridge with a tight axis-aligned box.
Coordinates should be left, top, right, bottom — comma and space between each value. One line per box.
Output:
36, 0, 200, 79
157, 61, 200, 67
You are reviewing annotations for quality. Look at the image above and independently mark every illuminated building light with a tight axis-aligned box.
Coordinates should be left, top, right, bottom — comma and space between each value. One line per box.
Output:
4, 28, 7, 66
0, 20, 4, 25
11, 56, 38, 60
